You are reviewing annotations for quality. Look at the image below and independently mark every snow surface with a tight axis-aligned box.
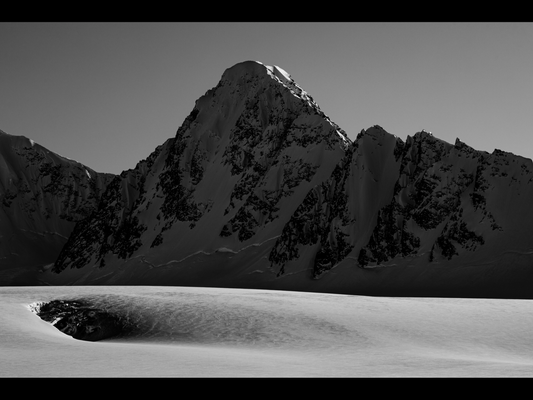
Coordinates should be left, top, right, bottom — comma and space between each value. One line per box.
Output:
2, 285, 533, 377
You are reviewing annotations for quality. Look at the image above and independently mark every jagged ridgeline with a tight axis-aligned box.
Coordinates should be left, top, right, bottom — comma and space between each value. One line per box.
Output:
13, 61, 533, 296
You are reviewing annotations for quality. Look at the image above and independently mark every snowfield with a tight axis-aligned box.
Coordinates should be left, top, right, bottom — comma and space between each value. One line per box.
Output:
2, 285, 533, 377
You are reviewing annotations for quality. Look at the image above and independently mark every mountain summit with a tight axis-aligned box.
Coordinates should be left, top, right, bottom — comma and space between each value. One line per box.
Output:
4, 61, 533, 297
50, 60, 351, 283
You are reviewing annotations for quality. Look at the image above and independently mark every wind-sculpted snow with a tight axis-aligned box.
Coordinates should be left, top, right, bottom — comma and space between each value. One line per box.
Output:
29, 287, 365, 348
4, 286, 533, 377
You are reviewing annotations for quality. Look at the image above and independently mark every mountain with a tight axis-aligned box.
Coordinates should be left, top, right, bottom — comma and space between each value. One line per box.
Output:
0, 130, 114, 284
8, 61, 533, 298
47, 61, 351, 283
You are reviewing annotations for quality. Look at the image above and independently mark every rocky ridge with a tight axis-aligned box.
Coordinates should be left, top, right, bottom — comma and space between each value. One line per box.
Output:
0, 130, 114, 283
51, 60, 350, 281
5, 61, 533, 297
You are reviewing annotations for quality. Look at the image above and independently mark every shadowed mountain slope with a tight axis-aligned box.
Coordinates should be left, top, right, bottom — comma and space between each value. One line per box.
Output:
6, 61, 533, 297
0, 130, 114, 283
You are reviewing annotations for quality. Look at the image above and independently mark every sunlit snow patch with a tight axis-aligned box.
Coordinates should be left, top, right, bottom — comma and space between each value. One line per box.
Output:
215, 247, 238, 254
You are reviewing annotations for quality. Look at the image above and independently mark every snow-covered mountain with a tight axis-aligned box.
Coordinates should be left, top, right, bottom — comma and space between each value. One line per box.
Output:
8, 61, 533, 297
0, 130, 114, 283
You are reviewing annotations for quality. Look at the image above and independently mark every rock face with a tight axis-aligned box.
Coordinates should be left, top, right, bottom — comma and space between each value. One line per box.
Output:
32, 299, 127, 341
354, 132, 532, 266
11, 61, 533, 297
0, 131, 114, 283
51, 61, 351, 282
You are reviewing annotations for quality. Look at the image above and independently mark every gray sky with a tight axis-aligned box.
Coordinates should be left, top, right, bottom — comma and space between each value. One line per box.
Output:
2, 22, 533, 174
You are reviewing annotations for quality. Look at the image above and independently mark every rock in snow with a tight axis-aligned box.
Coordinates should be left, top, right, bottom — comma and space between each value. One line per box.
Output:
30, 299, 128, 341
3, 61, 533, 298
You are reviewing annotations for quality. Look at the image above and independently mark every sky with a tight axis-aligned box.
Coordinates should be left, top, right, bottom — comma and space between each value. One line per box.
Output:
1, 22, 533, 175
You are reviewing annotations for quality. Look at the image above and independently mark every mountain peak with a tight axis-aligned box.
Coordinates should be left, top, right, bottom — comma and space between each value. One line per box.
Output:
9, 61, 533, 299
220, 60, 270, 81
221, 61, 305, 98
213, 61, 349, 147
0, 129, 36, 149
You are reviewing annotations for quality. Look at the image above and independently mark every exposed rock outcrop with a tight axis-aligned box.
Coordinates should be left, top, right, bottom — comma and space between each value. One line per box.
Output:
32, 299, 128, 341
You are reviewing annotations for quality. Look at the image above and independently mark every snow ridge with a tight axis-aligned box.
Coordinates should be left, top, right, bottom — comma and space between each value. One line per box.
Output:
258, 61, 350, 147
